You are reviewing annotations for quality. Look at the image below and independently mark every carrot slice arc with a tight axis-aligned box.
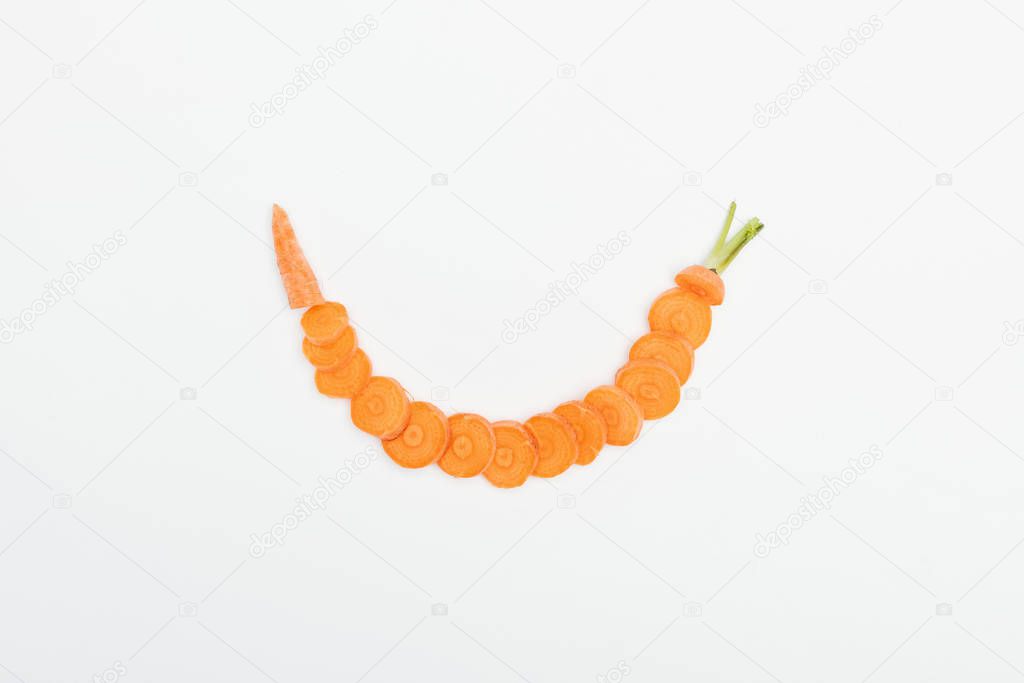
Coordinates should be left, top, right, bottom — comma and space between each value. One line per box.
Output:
674, 265, 725, 306
437, 413, 496, 478
314, 348, 372, 398
526, 413, 578, 478
301, 302, 349, 345
629, 331, 694, 385
615, 359, 681, 420
302, 325, 357, 370
648, 288, 712, 348
484, 421, 539, 488
383, 401, 449, 468
351, 376, 411, 439
272, 204, 325, 309
584, 385, 644, 446
553, 400, 607, 465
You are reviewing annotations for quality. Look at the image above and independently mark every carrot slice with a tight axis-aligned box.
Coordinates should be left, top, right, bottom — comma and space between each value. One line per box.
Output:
272, 204, 325, 309
675, 265, 725, 306
383, 401, 449, 469
629, 331, 693, 385
553, 400, 607, 465
483, 421, 539, 488
351, 376, 411, 439
584, 385, 644, 446
437, 413, 496, 478
526, 413, 578, 478
302, 325, 357, 370
648, 288, 712, 348
301, 302, 349, 346
314, 348, 371, 398
615, 359, 680, 420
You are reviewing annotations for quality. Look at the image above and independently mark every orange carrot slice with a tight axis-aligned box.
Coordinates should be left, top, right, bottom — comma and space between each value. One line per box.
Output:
648, 288, 712, 348
584, 385, 644, 446
301, 302, 349, 346
302, 325, 357, 370
272, 204, 325, 309
351, 376, 411, 439
526, 413, 578, 478
553, 400, 607, 465
483, 421, 539, 488
382, 401, 449, 469
675, 265, 725, 306
437, 413, 496, 478
314, 348, 371, 398
615, 359, 680, 419
629, 331, 693, 385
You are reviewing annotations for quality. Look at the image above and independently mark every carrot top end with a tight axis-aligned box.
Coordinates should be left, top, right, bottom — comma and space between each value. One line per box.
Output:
703, 203, 763, 274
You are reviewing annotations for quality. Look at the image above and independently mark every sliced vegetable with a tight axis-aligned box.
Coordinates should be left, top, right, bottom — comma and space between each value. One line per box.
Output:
584, 385, 644, 446
351, 376, 411, 439
301, 302, 349, 346
383, 401, 449, 468
484, 421, 539, 488
437, 413, 496, 478
648, 288, 712, 348
302, 325, 357, 370
675, 265, 725, 306
615, 359, 680, 419
272, 204, 325, 309
526, 413, 578, 478
553, 400, 607, 465
315, 348, 372, 398
629, 331, 693, 385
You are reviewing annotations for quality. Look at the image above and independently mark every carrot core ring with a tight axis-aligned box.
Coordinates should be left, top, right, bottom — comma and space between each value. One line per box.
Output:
383, 401, 448, 468
437, 414, 496, 478
584, 385, 644, 446
615, 359, 680, 419
484, 421, 538, 488
351, 376, 411, 439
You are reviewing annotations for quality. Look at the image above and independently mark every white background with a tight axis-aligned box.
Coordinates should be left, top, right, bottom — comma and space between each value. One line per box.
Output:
2, 0, 1024, 681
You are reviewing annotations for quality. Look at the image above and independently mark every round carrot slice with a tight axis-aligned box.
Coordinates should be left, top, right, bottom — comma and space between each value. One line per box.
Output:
674, 264, 725, 306
437, 413, 496, 478
302, 325, 357, 370
553, 400, 607, 465
629, 331, 693, 385
314, 348, 371, 398
648, 288, 712, 348
584, 385, 643, 446
483, 421, 538, 488
615, 359, 680, 420
351, 376, 411, 439
301, 302, 349, 345
383, 401, 449, 468
525, 413, 578, 478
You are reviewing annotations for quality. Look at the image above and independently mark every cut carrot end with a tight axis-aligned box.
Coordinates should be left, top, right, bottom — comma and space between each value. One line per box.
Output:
273, 204, 325, 309
674, 265, 725, 306
526, 413, 578, 478
615, 359, 681, 420
351, 376, 412, 439
383, 401, 450, 469
437, 413, 496, 478
553, 401, 607, 466
702, 202, 763, 274
484, 421, 539, 488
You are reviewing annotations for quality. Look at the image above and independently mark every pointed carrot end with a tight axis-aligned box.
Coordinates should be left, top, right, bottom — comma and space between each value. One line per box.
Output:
272, 204, 325, 309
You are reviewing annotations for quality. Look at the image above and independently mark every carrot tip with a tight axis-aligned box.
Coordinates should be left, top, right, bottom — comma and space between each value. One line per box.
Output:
272, 204, 325, 309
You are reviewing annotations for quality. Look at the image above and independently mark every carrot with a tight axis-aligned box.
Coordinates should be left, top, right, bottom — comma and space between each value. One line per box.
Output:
648, 288, 712, 348
584, 385, 644, 446
675, 265, 725, 306
315, 348, 372, 398
525, 413, 578, 478
437, 413, 496, 478
615, 359, 680, 419
553, 400, 607, 465
272, 204, 325, 309
483, 421, 539, 488
301, 302, 349, 346
629, 331, 693, 385
351, 376, 411, 439
302, 325, 357, 370
382, 401, 449, 469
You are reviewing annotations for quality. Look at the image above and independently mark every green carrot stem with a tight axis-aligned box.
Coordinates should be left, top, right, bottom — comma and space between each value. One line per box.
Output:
703, 202, 764, 273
